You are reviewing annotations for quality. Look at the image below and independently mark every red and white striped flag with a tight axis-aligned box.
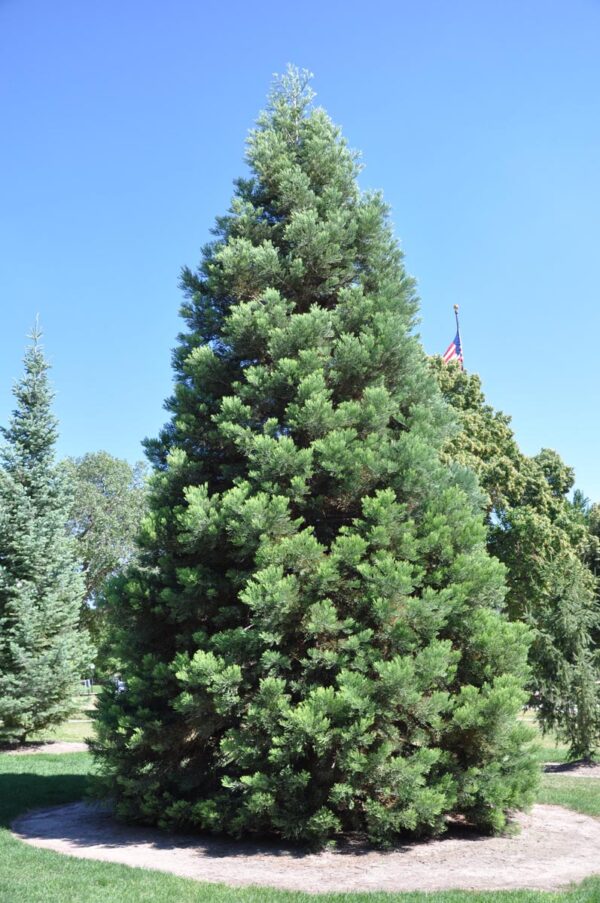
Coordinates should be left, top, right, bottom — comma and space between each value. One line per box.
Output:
442, 331, 463, 367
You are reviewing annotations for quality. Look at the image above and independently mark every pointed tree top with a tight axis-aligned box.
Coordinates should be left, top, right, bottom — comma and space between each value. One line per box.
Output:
28, 314, 43, 346
268, 64, 315, 111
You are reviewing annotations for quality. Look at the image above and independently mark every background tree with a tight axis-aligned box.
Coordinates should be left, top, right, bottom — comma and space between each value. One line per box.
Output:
432, 359, 600, 757
94, 68, 537, 846
571, 490, 600, 585
62, 452, 147, 656
0, 328, 91, 743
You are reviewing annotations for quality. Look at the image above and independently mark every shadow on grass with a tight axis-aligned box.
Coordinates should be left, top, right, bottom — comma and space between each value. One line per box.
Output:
544, 759, 600, 775
0, 771, 102, 827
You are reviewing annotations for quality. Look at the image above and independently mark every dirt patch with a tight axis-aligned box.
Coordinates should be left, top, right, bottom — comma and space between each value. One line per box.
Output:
545, 760, 600, 777
3, 741, 88, 755
12, 802, 600, 893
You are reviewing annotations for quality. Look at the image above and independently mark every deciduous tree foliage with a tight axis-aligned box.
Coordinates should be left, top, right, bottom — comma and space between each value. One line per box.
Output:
62, 452, 147, 664
94, 69, 537, 845
63, 453, 147, 608
433, 359, 600, 757
0, 330, 90, 743
573, 491, 600, 585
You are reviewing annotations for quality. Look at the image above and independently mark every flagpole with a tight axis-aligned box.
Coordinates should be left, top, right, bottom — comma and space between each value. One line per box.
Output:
453, 304, 463, 368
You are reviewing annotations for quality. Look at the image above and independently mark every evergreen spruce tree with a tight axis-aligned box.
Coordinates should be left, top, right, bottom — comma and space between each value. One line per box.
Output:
0, 327, 89, 743
94, 68, 537, 845
432, 360, 600, 757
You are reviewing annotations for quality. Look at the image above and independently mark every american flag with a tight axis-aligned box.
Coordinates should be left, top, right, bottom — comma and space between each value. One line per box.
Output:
443, 331, 463, 366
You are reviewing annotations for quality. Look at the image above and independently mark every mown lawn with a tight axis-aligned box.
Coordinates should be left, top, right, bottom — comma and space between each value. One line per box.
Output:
538, 775, 600, 818
28, 719, 93, 744
27, 688, 99, 745
519, 710, 571, 766
2, 751, 600, 903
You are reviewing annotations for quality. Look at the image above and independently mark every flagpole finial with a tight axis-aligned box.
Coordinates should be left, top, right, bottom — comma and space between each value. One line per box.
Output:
453, 304, 459, 313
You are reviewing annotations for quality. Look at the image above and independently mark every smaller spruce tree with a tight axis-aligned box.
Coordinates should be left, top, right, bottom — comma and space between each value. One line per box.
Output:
0, 327, 90, 743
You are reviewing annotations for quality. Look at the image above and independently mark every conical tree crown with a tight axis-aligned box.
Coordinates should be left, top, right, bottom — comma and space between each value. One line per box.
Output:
1, 324, 58, 473
0, 328, 89, 743
95, 69, 537, 845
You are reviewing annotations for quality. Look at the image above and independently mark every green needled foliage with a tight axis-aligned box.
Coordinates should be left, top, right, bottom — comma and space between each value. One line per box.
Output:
432, 360, 600, 758
94, 68, 537, 846
0, 328, 91, 743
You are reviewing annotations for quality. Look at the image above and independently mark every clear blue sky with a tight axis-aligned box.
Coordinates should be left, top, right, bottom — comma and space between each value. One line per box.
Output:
2, 1, 599, 497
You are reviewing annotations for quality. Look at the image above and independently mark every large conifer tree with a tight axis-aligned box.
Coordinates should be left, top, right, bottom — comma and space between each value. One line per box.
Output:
0, 328, 89, 743
94, 69, 537, 845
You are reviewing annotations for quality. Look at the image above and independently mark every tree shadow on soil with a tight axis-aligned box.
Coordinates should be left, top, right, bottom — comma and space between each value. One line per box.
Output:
9, 780, 497, 862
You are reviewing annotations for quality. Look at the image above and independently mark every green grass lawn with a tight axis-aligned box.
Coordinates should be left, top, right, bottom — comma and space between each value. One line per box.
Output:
538, 775, 600, 818
28, 719, 93, 744
519, 710, 572, 766
2, 751, 600, 903
27, 689, 99, 744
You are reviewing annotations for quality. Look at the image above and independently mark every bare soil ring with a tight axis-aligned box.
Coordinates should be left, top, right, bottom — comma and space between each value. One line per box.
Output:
4, 741, 88, 755
11, 802, 600, 894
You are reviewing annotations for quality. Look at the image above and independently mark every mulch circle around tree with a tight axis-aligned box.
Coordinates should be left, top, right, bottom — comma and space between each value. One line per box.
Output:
12, 801, 600, 894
